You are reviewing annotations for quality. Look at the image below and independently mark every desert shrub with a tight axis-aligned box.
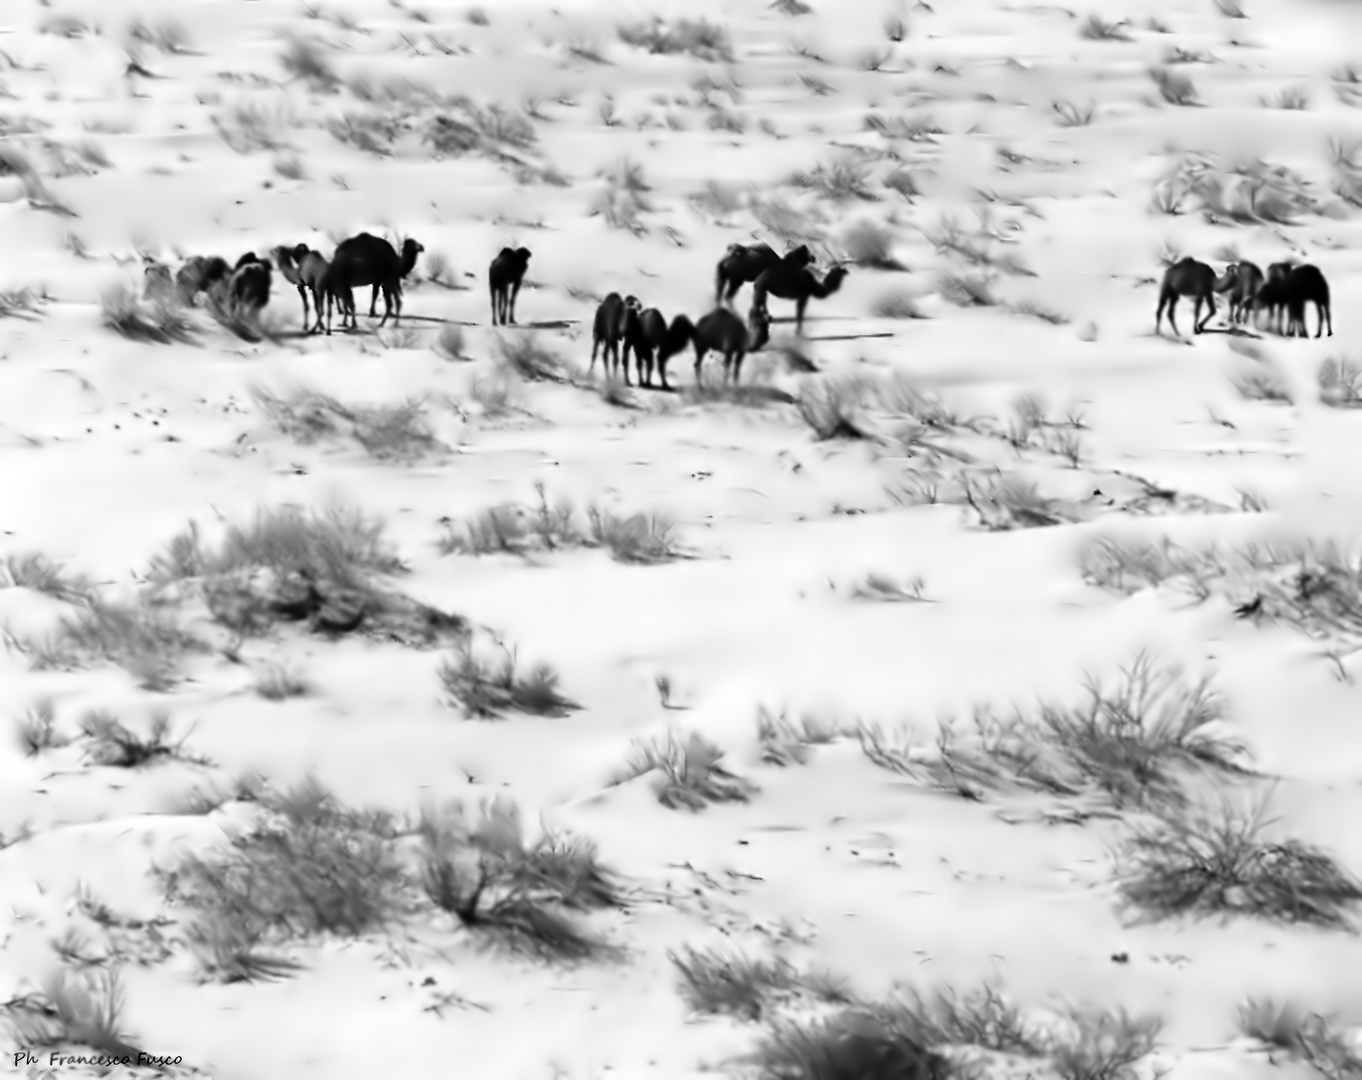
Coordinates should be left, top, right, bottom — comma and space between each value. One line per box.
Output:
756, 707, 841, 766
1079, 14, 1130, 40
3, 551, 94, 603
1116, 793, 1362, 928
254, 662, 310, 700
129, 16, 192, 54
616, 17, 732, 61
873, 291, 927, 319
5, 967, 138, 1060
214, 101, 293, 154
1237, 1000, 1362, 1077
590, 159, 653, 234
439, 640, 579, 719
752, 1009, 950, 1080
78, 708, 198, 768
841, 220, 899, 268
1047, 1007, 1164, 1080
15, 698, 67, 756
1077, 535, 1223, 595
1319, 357, 1362, 407
585, 506, 680, 563
937, 270, 998, 307
796, 379, 872, 440
254, 385, 440, 461
164, 780, 401, 981
621, 732, 757, 810
434, 324, 466, 359
883, 167, 922, 200
0, 286, 42, 318
279, 36, 338, 91
495, 332, 569, 382
38, 600, 203, 690
671, 946, 799, 1021
100, 283, 198, 345
790, 157, 877, 203
1053, 99, 1096, 126
852, 572, 929, 603
961, 471, 1075, 529
417, 797, 617, 960
1263, 84, 1309, 110
326, 109, 403, 156
1151, 67, 1199, 105
1232, 368, 1293, 403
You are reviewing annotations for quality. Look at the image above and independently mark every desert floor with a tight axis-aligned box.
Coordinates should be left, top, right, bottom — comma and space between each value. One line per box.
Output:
2, 0, 1362, 1077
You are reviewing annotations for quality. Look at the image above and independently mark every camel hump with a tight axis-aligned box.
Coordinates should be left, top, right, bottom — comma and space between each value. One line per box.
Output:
497, 246, 515, 258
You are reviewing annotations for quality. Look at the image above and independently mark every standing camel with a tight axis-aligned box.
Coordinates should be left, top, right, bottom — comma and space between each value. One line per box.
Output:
622, 306, 694, 390
273, 244, 330, 334
320, 233, 424, 335
488, 247, 532, 326
175, 255, 231, 307
1281, 264, 1332, 338
668, 307, 772, 387
714, 242, 813, 307
1253, 261, 1296, 334
1154, 257, 1217, 336
750, 261, 849, 337
1212, 261, 1264, 328
591, 293, 640, 382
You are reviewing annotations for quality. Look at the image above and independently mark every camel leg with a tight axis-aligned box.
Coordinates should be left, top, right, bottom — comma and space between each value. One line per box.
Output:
730, 349, 746, 385
1195, 293, 1214, 334
620, 341, 633, 387
657, 355, 671, 392
368, 283, 380, 319
1165, 295, 1180, 337
694, 344, 707, 387
391, 285, 402, 327
298, 285, 309, 332
509, 281, 522, 325
490, 284, 498, 325
1325, 301, 1334, 337
796, 297, 808, 336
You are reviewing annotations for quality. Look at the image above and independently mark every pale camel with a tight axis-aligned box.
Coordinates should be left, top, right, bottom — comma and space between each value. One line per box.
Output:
273, 243, 331, 334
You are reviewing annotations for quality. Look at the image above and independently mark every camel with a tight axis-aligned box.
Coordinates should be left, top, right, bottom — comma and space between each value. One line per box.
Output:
622, 306, 694, 390
1154, 257, 1217, 336
1252, 260, 1298, 335
590, 293, 640, 383
1212, 261, 1263, 328
750, 260, 849, 336
668, 306, 772, 387
1280, 263, 1332, 339
714, 242, 814, 307
174, 255, 231, 307
488, 247, 532, 326
142, 260, 175, 306
319, 233, 424, 335
227, 257, 272, 316
273, 244, 331, 334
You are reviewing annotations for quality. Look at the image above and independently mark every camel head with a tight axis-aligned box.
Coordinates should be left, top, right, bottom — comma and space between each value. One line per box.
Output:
819, 265, 850, 297
624, 294, 642, 311
513, 246, 532, 265
235, 251, 260, 269
400, 238, 425, 275
1213, 263, 1239, 292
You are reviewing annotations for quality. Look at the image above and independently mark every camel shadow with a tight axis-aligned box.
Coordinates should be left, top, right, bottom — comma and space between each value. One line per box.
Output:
494, 319, 580, 330
800, 331, 897, 342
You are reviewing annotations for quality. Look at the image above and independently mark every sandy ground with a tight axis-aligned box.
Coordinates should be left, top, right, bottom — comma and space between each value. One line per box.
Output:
2, 0, 1362, 1077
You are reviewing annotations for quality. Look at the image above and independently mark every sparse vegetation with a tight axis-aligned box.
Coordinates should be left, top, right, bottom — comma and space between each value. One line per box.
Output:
586, 505, 681, 563
617, 18, 732, 62
4, 967, 138, 1060
620, 731, 757, 810
439, 639, 579, 719
251, 385, 442, 461
1116, 792, 1362, 928
100, 283, 198, 345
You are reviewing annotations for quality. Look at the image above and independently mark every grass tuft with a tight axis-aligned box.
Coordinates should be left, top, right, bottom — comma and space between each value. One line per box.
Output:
622, 732, 757, 810
439, 640, 579, 719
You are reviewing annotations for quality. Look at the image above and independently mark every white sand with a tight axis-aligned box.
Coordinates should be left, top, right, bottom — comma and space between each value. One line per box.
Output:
1, 0, 1362, 1076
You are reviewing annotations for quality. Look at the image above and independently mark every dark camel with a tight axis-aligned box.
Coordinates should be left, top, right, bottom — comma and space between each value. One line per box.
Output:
1280, 264, 1332, 338
1253, 261, 1296, 334
714, 242, 813, 307
668, 307, 772, 387
1212, 261, 1263, 328
1154, 257, 1216, 336
175, 255, 231, 306
273, 244, 330, 334
320, 233, 424, 334
227, 257, 272, 316
750, 261, 848, 336
591, 293, 640, 382
622, 306, 694, 390
488, 247, 532, 326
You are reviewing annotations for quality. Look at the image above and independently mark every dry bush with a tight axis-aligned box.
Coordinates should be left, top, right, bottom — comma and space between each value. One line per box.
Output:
883, 167, 922, 200
1077, 535, 1223, 596
0, 286, 43, 318
214, 102, 293, 154
756, 707, 841, 766
1232, 368, 1292, 403
750, 1009, 951, 1080
3, 551, 95, 604
1052, 99, 1096, 126
586, 506, 680, 563
1214, 0, 1246, 16
616, 17, 732, 61
35, 599, 203, 691
163, 780, 399, 981
796, 379, 873, 440
790, 156, 878, 203
1237, 1001, 1362, 1078
1151, 67, 1199, 106
434, 324, 466, 360
671, 947, 800, 1021
621, 732, 757, 810
937, 270, 998, 307
590, 158, 653, 234
873, 290, 927, 320
494, 332, 569, 382
1263, 84, 1309, 110
841, 220, 900, 268
327, 110, 402, 157
1319, 357, 1362, 407
79, 708, 200, 768
252, 385, 441, 461
418, 797, 620, 960
255, 662, 310, 700
1048, 1007, 1164, 1080
852, 571, 929, 603
129, 16, 192, 54
441, 485, 581, 556
4, 967, 139, 1061
1116, 793, 1362, 928
272, 154, 306, 180
439, 640, 579, 719
961, 471, 1075, 529
1079, 14, 1130, 40
100, 283, 198, 345
279, 36, 339, 91
15, 697, 67, 757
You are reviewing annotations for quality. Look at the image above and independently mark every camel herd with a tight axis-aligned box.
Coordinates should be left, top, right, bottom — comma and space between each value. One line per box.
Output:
145, 232, 1335, 385
1156, 255, 1333, 338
